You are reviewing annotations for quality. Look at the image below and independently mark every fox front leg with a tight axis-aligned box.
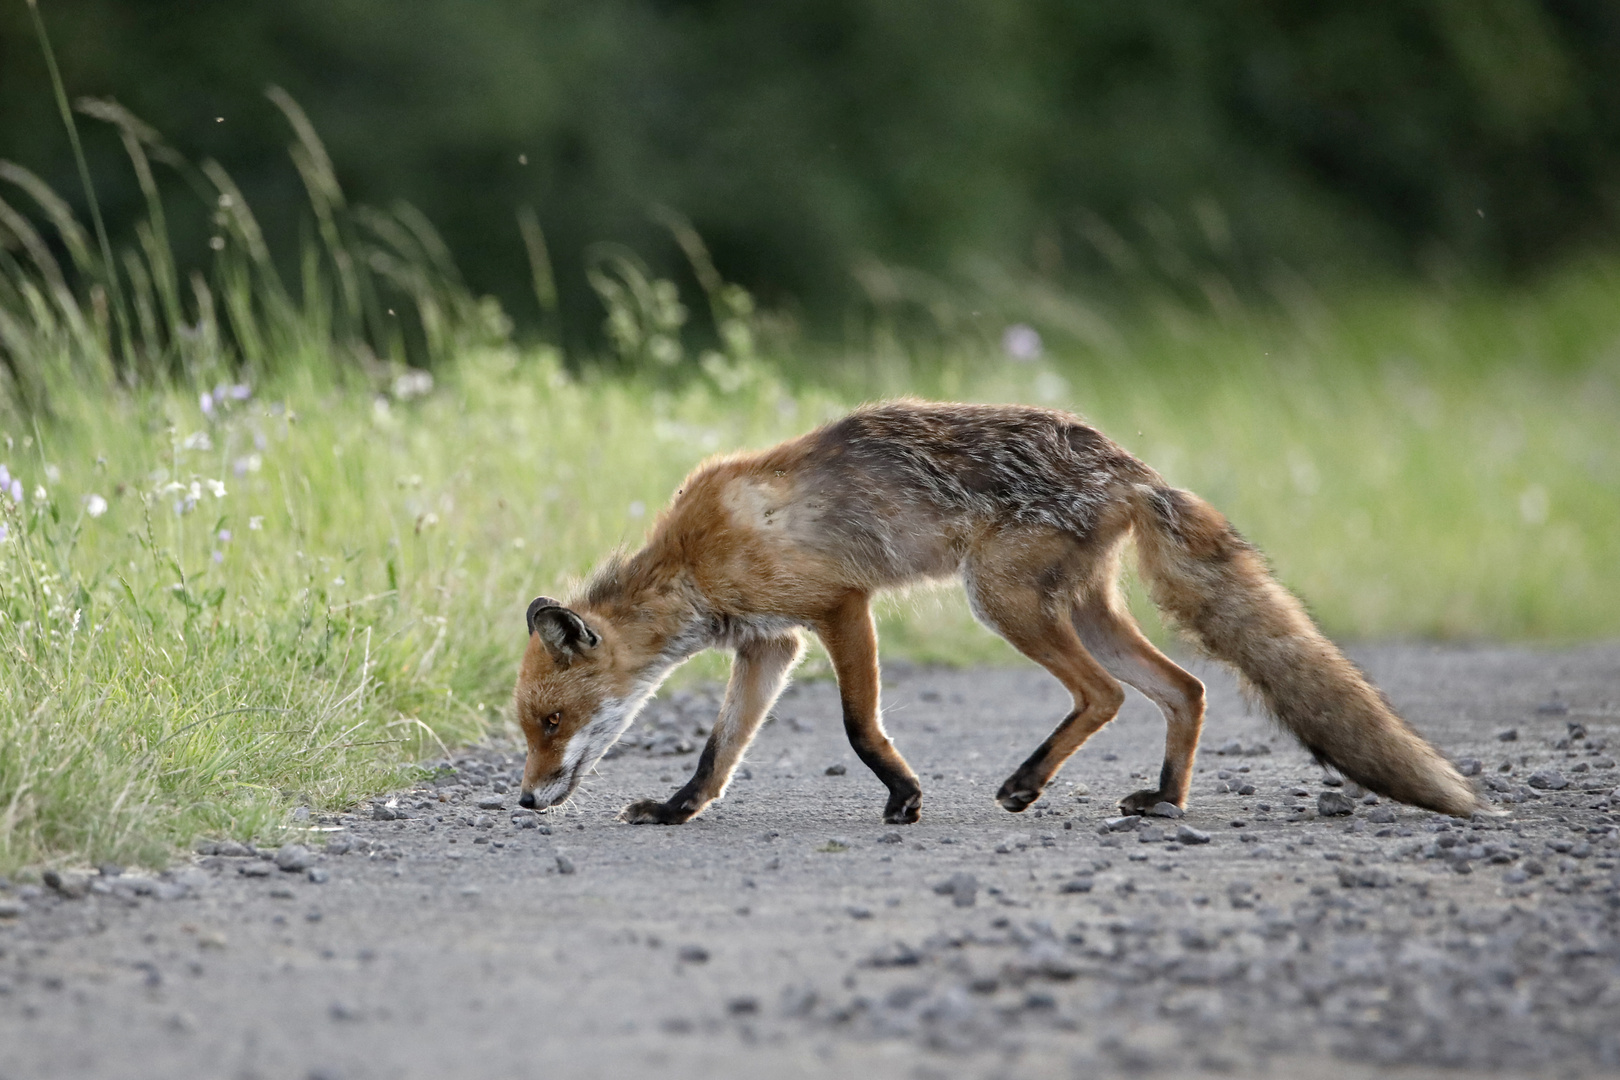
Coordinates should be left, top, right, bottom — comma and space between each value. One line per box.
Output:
619, 634, 802, 824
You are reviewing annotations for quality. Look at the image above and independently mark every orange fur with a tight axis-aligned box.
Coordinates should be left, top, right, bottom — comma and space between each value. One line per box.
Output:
512, 400, 1479, 823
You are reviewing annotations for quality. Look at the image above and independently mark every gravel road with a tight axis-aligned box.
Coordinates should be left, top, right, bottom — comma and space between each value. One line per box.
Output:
2, 643, 1618, 1080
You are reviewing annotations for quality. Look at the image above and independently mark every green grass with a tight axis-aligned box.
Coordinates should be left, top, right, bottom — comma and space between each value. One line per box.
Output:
3, 266, 1617, 873
0, 61, 1615, 873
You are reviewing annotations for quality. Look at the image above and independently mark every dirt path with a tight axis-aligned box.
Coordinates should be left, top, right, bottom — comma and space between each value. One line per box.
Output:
3, 644, 1618, 1080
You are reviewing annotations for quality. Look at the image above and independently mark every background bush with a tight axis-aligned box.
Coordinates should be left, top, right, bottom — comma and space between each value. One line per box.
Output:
3, 1, 1618, 344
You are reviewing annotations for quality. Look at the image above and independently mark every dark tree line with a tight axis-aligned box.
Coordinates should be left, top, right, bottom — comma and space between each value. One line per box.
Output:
2, 0, 1617, 341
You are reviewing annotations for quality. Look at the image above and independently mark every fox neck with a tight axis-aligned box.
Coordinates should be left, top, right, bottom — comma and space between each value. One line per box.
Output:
584, 556, 712, 696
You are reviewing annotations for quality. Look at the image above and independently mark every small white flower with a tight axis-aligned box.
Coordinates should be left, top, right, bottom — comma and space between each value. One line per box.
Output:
232, 454, 262, 477
1001, 323, 1044, 361
628, 500, 646, 519
32, 485, 47, 503
205, 479, 227, 498
182, 431, 213, 452
249, 516, 264, 531
392, 370, 434, 400
0, 523, 8, 542
44, 464, 60, 483
85, 494, 108, 518
0, 464, 9, 487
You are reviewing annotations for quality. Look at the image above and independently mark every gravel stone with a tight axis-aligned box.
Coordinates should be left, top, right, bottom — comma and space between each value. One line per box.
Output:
0, 898, 27, 918
238, 861, 276, 877
824, 764, 847, 776
42, 870, 90, 899
677, 945, 710, 964
932, 872, 978, 907
1317, 791, 1356, 816
1147, 802, 1183, 818
1103, 815, 1142, 832
1527, 770, 1569, 790
307, 868, 330, 884
1175, 825, 1212, 845
1367, 806, 1397, 824
274, 844, 314, 872
555, 855, 576, 875
476, 796, 505, 810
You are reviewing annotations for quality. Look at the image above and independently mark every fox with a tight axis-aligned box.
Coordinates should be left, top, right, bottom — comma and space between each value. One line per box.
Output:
512, 399, 1479, 825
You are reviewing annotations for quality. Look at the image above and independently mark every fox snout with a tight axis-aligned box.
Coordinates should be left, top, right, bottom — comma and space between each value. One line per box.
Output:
518, 791, 537, 809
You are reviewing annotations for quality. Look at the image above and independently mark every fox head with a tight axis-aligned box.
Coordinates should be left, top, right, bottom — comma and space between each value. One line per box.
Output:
511, 596, 643, 810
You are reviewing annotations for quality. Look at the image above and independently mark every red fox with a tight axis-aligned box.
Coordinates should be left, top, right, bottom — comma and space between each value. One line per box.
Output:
513, 400, 1478, 825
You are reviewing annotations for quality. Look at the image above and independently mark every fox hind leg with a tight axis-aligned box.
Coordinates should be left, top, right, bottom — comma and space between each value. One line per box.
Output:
964, 541, 1127, 813
1071, 590, 1206, 813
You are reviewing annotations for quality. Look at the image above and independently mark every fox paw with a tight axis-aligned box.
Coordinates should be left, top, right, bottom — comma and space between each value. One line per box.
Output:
995, 782, 1042, 813
883, 789, 922, 825
1117, 789, 1183, 816
619, 798, 696, 825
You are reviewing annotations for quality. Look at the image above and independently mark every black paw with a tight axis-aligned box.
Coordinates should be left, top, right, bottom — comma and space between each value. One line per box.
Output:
995, 777, 1042, 813
618, 798, 696, 825
883, 789, 922, 825
1117, 788, 1180, 816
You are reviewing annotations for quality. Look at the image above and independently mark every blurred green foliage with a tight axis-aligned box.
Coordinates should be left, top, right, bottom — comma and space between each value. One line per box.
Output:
2, 0, 1619, 343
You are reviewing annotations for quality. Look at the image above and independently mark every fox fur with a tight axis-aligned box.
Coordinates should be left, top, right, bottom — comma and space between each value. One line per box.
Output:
512, 399, 1479, 825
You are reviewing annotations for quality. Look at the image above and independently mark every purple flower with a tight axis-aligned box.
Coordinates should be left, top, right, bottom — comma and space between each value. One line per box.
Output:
200, 391, 216, 418
8, 479, 21, 504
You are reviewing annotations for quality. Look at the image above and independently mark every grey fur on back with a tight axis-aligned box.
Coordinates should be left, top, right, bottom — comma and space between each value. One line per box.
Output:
805, 401, 1148, 539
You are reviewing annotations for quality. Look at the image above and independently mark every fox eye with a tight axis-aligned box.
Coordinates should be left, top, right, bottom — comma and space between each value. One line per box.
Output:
542, 711, 561, 735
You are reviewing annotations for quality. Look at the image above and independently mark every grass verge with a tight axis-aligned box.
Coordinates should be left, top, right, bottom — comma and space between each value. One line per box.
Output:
2, 263, 1617, 872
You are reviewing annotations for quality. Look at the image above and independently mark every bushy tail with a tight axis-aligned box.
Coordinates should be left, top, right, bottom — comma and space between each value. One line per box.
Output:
1128, 484, 1478, 817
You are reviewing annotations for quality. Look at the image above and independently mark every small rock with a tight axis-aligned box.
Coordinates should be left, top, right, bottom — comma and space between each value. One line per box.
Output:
1534, 698, 1568, 716
1216, 740, 1243, 755
473, 815, 494, 829
475, 796, 505, 810
307, 868, 330, 884
1236, 783, 1257, 796
726, 996, 760, 1016
1070, 782, 1090, 797
43, 869, 90, 898
1317, 791, 1356, 816
1527, 770, 1568, 790
214, 841, 254, 857
1147, 802, 1183, 819
274, 844, 314, 872
0, 899, 27, 918
238, 861, 276, 877
847, 906, 873, 919
1457, 758, 1482, 777
824, 764, 847, 776
1497, 728, 1519, 742
371, 805, 399, 821
97, 862, 124, 878
555, 855, 576, 875
1175, 825, 1212, 845
876, 832, 904, 844
1103, 815, 1142, 832
1337, 867, 1393, 888
1059, 876, 1094, 893
677, 945, 710, 964
932, 872, 978, 908
1367, 806, 1397, 824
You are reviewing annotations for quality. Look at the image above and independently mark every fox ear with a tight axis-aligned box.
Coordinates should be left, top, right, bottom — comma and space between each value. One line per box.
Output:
526, 596, 600, 659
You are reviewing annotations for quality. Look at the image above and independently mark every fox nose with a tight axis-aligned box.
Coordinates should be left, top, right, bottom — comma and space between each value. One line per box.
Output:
518, 791, 537, 809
